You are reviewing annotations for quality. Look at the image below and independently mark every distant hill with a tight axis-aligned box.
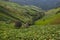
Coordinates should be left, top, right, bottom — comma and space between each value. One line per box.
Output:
9, 0, 60, 10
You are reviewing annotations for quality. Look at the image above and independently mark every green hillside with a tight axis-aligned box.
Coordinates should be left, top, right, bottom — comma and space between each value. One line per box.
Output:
35, 7, 60, 25
0, 1, 44, 27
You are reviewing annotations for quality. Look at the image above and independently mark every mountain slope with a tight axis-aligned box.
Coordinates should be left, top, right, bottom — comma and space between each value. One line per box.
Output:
0, 1, 44, 26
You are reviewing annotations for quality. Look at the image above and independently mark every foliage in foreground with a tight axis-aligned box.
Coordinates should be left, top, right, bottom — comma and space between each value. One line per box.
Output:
0, 24, 60, 40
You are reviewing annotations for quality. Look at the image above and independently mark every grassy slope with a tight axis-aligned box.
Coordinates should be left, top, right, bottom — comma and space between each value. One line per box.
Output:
35, 8, 60, 25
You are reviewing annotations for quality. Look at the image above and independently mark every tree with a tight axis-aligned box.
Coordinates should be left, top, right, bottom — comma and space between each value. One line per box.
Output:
14, 20, 22, 29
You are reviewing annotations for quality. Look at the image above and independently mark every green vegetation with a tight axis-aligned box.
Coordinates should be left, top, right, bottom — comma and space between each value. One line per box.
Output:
35, 8, 60, 25
0, 1, 44, 26
0, 23, 60, 40
0, 0, 60, 40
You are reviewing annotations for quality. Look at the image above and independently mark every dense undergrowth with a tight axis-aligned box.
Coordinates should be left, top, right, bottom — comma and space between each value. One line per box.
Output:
0, 24, 60, 40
